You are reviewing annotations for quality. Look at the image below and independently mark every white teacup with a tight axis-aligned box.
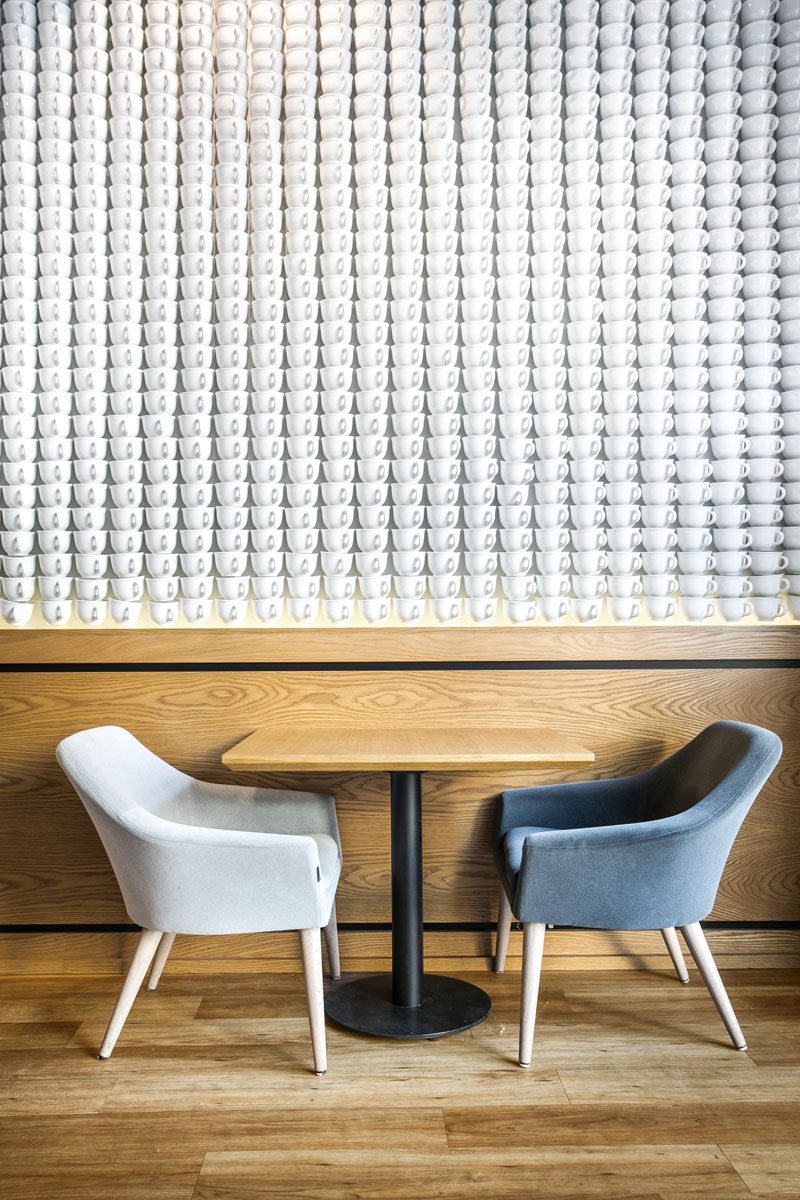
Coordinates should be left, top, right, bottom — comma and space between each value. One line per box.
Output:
717, 597, 752, 622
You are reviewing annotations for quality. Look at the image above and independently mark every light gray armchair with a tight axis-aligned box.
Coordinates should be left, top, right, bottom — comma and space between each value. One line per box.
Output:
494, 721, 782, 1067
57, 725, 342, 1075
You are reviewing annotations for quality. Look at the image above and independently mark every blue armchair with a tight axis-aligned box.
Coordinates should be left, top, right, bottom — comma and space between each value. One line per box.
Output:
494, 721, 782, 1066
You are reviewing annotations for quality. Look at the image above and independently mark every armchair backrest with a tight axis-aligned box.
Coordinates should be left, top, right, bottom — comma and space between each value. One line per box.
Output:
641, 721, 782, 830
57, 725, 190, 827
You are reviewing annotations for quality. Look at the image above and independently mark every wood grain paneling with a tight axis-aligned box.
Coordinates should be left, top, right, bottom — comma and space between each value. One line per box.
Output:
1, 668, 798, 933
1, 623, 799, 664
1, 929, 798, 976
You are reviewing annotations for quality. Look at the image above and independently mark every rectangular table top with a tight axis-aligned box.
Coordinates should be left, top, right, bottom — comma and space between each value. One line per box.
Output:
222, 725, 594, 774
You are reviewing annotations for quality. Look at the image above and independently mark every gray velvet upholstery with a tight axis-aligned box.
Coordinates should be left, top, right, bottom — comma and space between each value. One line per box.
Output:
495, 721, 782, 930
57, 725, 342, 935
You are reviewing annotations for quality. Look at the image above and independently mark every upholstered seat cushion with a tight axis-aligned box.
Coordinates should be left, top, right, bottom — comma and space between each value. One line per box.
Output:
503, 827, 554, 876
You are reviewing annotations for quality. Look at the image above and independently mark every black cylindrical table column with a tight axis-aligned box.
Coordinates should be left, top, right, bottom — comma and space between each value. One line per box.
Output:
324, 769, 492, 1039
390, 770, 423, 1007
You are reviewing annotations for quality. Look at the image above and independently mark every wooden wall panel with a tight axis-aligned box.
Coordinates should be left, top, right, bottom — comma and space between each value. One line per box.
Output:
1, 624, 799, 664
1, 668, 798, 930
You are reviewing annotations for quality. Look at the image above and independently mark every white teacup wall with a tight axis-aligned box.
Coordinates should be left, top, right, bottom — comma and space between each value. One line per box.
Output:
741, 0, 786, 621
248, 0, 283, 627
3, 0, 800, 629
779, 0, 800, 618
388, 0, 425, 625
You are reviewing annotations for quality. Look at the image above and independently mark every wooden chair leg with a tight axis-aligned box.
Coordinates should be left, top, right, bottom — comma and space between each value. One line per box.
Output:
495, 886, 512, 974
661, 927, 690, 983
146, 932, 176, 992
299, 927, 327, 1075
680, 922, 747, 1051
519, 922, 546, 1068
99, 929, 163, 1060
323, 900, 341, 981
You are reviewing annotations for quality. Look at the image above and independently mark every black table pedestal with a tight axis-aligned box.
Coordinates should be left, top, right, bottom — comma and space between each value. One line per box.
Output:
324, 770, 492, 1039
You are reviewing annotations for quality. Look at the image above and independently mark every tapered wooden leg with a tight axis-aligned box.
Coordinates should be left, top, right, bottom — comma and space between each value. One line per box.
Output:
146, 932, 176, 992
519, 922, 546, 1068
299, 927, 327, 1075
661, 927, 690, 983
323, 901, 341, 981
98, 929, 163, 1059
495, 886, 512, 974
680, 922, 747, 1050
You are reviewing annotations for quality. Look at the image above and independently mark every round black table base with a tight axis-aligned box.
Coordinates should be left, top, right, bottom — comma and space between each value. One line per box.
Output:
325, 974, 491, 1039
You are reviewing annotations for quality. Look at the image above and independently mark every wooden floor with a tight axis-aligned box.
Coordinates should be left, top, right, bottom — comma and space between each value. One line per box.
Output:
1, 965, 799, 1199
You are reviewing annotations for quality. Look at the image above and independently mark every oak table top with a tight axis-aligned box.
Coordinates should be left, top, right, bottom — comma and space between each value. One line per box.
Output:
222, 725, 595, 774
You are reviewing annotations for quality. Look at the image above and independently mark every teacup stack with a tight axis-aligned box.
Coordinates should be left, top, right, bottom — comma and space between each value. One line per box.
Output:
670, 0, 712, 622
600, 0, 644, 624
460, 0, 498, 625
525, 1, 566, 623
210, 0, 249, 626
778, 0, 800, 616
317, 0, 356, 626
248, 0, 284, 626
563, 0, 602, 625
420, 0, 461, 626
177, 0, 214, 626
704, 0, 752, 621
282, 0, 319, 625
0, 0, 41, 626
72, 1, 112, 628
105, 0, 147, 628
37, 0, 76, 626
496, 0, 533, 624
634, 0, 680, 622
141, 0, 181, 628
741, 0, 787, 621
352, 0, 390, 626
388, 0, 425, 624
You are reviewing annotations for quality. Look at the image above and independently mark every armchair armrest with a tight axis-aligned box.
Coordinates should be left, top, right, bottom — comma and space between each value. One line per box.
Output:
513, 800, 747, 931
496, 771, 647, 845
102, 805, 338, 935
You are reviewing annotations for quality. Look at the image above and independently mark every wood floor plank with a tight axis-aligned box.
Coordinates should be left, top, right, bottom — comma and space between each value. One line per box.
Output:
0, 1108, 448, 1157
443, 1101, 800, 1148
191, 1146, 746, 1199
557, 1064, 800, 1104
1, 968, 797, 1200
719, 1145, 800, 1196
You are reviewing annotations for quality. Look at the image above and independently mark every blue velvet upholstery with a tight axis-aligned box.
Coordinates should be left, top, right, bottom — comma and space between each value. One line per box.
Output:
495, 722, 782, 931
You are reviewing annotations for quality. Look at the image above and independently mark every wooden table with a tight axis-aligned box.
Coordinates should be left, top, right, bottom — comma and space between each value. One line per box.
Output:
223, 724, 594, 1040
